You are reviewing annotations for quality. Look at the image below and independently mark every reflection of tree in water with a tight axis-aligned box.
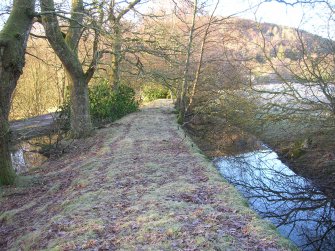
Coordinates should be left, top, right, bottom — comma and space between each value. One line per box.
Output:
214, 149, 335, 251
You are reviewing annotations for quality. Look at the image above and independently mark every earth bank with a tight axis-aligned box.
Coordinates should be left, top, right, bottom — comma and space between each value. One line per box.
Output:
0, 100, 295, 250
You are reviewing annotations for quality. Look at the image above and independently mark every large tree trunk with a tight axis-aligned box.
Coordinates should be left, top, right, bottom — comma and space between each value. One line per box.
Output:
0, 0, 35, 185
0, 109, 15, 185
0, 67, 22, 185
68, 73, 92, 138
40, 0, 92, 138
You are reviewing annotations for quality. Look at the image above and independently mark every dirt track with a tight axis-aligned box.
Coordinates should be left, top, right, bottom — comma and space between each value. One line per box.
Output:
0, 100, 295, 250
10, 113, 58, 140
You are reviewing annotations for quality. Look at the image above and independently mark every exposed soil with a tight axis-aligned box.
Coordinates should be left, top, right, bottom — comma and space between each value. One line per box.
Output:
0, 100, 295, 250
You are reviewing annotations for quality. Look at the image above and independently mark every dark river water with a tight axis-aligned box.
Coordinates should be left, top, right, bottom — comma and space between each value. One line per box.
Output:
213, 147, 335, 251
11, 138, 52, 173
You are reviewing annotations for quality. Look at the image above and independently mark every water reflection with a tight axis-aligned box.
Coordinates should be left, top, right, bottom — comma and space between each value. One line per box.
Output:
10, 140, 49, 173
214, 149, 335, 251
11, 149, 27, 174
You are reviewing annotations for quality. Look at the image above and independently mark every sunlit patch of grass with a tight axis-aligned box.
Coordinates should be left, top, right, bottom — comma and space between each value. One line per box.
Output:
0, 200, 37, 224
140, 183, 196, 204
69, 219, 104, 236
246, 218, 297, 249
27, 165, 44, 173
47, 182, 62, 194
79, 161, 99, 171
144, 162, 161, 170
12, 230, 41, 251
116, 212, 184, 247
60, 190, 107, 214
194, 236, 207, 246
45, 218, 105, 250
14, 175, 40, 187
70, 177, 90, 190
214, 235, 240, 250
95, 145, 111, 156
0, 210, 17, 224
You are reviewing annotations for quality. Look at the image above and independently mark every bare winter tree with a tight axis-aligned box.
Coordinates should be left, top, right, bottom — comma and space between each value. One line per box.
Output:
107, 0, 142, 89
39, 0, 103, 138
186, 0, 219, 111
178, 0, 198, 123
174, 0, 231, 124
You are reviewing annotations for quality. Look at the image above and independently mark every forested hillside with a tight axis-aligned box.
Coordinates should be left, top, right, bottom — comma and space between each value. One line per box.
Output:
10, 15, 332, 120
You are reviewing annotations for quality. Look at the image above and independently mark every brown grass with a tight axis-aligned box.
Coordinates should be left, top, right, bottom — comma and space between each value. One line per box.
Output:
0, 99, 296, 250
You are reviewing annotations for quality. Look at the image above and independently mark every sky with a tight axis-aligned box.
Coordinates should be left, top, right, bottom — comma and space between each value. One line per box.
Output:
210, 0, 334, 38
0, 0, 333, 38
148, 0, 334, 38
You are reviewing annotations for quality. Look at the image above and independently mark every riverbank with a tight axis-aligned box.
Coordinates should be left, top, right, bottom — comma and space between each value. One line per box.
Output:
186, 109, 335, 200
0, 100, 295, 250
267, 130, 335, 200
185, 111, 335, 249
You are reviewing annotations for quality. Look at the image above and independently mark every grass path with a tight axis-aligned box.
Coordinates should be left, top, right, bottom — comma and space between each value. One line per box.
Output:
0, 100, 295, 250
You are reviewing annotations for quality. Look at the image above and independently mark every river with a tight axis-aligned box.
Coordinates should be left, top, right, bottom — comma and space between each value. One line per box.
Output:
10, 136, 57, 173
186, 81, 335, 249
213, 147, 335, 250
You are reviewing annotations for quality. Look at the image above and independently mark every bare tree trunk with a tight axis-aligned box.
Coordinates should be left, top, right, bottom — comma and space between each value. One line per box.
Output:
40, 0, 93, 137
187, 0, 218, 112
179, 0, 197, 124
68, 73, 91, 138
108, 0, 142, 90
0, 0, 35, 185
0, 70, 18, 185
0, 109, 15, 185
111, 23, 122, 90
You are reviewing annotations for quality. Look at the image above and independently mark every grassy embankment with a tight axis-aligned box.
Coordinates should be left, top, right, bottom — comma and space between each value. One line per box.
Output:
0, 100, 296, 250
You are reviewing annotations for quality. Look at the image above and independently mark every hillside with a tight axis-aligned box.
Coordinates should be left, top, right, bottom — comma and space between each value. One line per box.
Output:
223, 17, 332, 59
198, 16, 334, 85
0, 100, 295, 250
